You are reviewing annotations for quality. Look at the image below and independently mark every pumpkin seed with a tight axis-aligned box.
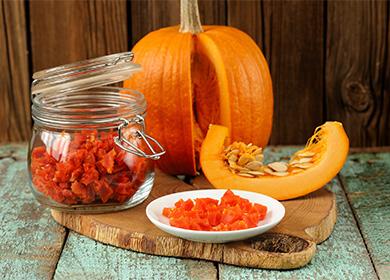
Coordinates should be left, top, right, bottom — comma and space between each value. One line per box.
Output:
298, 157, 312, 164
255, 154, 264, 162
246, 170, 265, 176
271, 171, 289, 177
247, 146, 257, 154
224, 141, 266, 175
245, 161, 263, 171
268, 162, 288, 172
289, 159, 300, 165
226, 149, 240, 158
235, 165, 250, 172
238, 172, 255, 178
228, 154, 238, 162
253, 148, 263, 155
264, 167, 288, 176
238, 142, 246, 150
225, 141, 316, 176
297, 151, 315, 157
292, 162, 313, 169
264, 167, 275, 175
237, 153, 254, 166
229, 161, 249, 171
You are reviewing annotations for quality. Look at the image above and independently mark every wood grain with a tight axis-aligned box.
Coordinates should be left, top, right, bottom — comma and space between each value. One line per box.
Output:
326, 1, 388, 147
29, 0, 127, 72
0, 144, 66, 279
54, 232, 217, 280
197, 0, 226, 25
263, 0, 324, 145
0, 144, 386, 278
341, 152, 390, 280
0, 0, 31, 142
219, 146, 378, 279
130, 0, 180, 45
51, 169, 338, 269
227, 0, 263, 51
0, 0, 389, 147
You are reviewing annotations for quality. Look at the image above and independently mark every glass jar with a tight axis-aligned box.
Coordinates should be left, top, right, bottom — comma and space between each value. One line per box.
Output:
28, 53, 165, 213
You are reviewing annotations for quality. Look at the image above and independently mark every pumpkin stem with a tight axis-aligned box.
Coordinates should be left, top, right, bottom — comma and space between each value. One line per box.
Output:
180, 0, 203, 34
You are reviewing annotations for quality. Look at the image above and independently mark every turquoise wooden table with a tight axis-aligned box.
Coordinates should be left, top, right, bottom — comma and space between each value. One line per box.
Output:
0, 144, 388, 280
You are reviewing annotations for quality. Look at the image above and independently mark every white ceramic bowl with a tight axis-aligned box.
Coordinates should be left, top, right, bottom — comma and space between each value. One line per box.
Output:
146, 189, 285, 243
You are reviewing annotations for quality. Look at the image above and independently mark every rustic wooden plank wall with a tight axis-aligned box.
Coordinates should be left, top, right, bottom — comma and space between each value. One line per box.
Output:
264, 0, 325, 145
0, 0, 31, 142
0, 0, 389, 146
29, 0, 128, 72
326, 0, 389, 147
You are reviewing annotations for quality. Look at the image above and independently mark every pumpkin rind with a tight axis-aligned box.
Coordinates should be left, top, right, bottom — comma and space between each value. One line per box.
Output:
125, 27, 196, 175
200, 122, 349, 200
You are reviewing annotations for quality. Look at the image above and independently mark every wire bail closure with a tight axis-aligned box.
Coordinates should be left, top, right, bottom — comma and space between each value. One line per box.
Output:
114, 116, 165, 160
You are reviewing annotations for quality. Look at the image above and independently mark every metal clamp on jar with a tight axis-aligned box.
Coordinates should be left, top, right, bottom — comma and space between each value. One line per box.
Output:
28, 52, 165, 213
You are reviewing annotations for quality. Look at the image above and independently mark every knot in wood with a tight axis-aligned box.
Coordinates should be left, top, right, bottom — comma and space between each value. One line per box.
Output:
342, 81, 372, 112
249, 233, 309, 253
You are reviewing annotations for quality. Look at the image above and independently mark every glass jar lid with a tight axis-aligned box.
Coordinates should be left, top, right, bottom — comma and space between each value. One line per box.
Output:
31, 52, 141, 95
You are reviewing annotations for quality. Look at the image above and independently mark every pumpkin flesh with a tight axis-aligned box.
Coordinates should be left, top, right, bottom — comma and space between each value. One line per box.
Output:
192, 38, 221, 136
198, 27, 273, 144
200, 122, 349, 200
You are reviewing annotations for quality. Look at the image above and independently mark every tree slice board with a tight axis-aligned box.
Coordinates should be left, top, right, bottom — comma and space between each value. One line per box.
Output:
51, 170, 336, 270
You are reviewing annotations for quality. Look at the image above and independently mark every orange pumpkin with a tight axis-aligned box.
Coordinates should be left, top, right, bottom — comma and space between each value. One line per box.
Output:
200, 122, 349, 200
125, 0, 273, 175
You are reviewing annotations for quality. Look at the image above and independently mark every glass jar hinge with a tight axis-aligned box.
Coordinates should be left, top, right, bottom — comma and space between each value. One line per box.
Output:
114, 116, 165, 160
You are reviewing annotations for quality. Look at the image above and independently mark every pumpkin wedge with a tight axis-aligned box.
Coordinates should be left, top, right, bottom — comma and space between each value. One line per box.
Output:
200, 122, 349, 200
124, 0, 272, 175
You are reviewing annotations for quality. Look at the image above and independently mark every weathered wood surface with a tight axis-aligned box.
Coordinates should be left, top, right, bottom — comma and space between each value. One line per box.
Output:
219, 147, 379, 279
0, 144, 66, 279
326, 0, 389, 147
0, 144, 388, 279
54, 232, 217, 280
0, 0, 31, 142
0, 144, 217, 279
29, 0, 128, 72
52, 169, 337, 269
219, 181, 378, 280
341, 152, 390, 280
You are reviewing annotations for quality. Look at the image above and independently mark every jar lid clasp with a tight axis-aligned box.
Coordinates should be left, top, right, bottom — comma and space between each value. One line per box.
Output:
114, 116, 165, 160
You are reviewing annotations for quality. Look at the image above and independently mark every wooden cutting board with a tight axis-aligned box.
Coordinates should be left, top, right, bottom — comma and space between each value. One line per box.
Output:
51, 170, 336, 269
